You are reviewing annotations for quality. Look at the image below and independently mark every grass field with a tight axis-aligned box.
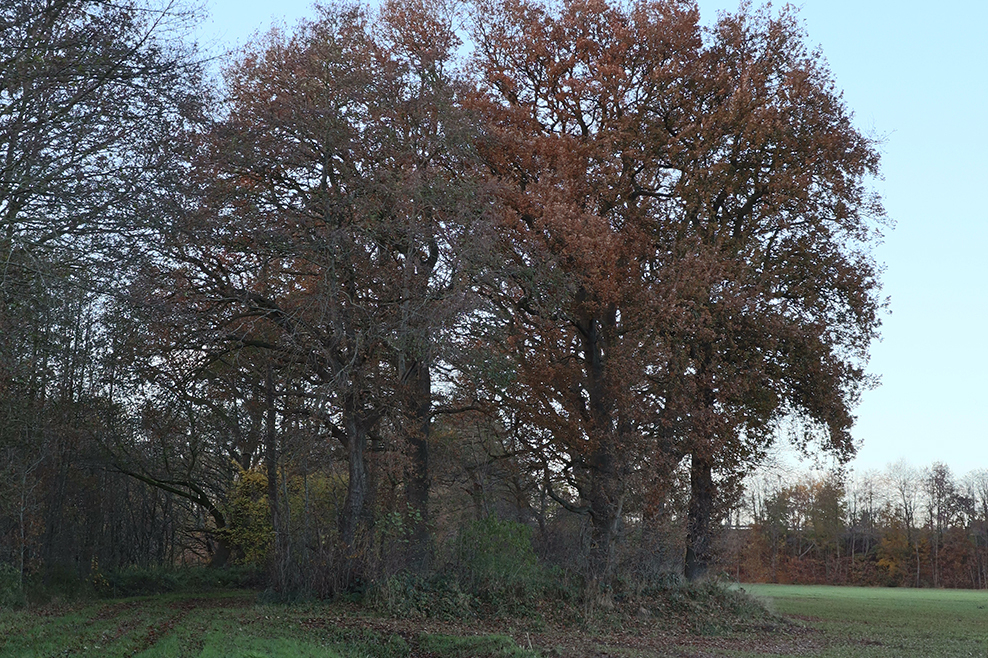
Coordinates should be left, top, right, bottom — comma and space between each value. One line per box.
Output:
2, 585, 988, 657
741, 583, 988, 657
0, 591, 537, 658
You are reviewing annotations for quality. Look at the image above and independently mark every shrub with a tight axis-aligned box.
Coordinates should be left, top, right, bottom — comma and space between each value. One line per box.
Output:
454, 516, 553, 615
226, 467, 274, 568
456, 516, 540, 589
372, 572, 476, 620
102, 565, 259, 597
0, 563, 25, 608
103, 565, 178, 596
634, 578, 775, 634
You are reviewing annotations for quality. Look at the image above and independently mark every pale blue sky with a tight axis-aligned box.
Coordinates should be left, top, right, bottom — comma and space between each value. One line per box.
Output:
196, 0, 988, 476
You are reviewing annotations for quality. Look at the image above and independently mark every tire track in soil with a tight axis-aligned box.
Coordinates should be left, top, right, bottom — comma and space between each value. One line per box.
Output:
126, 595, 256, 654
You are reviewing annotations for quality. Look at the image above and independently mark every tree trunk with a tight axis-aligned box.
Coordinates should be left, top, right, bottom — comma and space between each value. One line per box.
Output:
402, 357, 432, 574
208, 533, 233, 569
580, 305, 624, 590
586, 446, 624, 589
685, 453, 715, 581
340, 396, 371, 556
264, 365, 282, 585
205, 498, 234, 569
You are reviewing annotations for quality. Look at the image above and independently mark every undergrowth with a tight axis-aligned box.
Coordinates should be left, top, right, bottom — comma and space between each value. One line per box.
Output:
631, 577, 778, 634
370, 569, 773, 635
418, 634, 541, 657
364, 516, 773, 633
100, 565, 261, 597
2, 516, 774, 642
371, 516, 579, 620
0, 564, 262, 608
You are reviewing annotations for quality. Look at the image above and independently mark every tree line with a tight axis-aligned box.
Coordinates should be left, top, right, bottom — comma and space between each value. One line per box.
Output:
722, 461, 988, 589
0, 0, 887, 598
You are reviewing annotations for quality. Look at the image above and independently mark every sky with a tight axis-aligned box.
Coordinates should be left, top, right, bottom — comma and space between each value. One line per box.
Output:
196, 0, 988, 477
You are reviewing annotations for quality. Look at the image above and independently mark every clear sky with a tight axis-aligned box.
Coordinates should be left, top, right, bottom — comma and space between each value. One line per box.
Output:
196, 0, 988, 477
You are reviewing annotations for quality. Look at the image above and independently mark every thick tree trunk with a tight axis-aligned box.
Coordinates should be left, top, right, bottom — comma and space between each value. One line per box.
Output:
207, 534, 233, 569
396, 238, 437, 574
685, 453, 715, 581
580, 303, 625, 590
403, 357, 432, 574
205, 498, 235, 569
586, 445, 624, 589
340, 402, 370, 554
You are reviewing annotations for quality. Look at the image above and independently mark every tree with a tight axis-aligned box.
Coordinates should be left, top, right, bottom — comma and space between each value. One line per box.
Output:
963, 469, 988, 588
807, 474, 846, 581
1, 0, 206, 580
887, 459, 921, 585
658, 4, 885, 581
150, 0, 481, 585
468, 0, 885, 584
1, 0, 202, 302
924, 462, 958, 587
468, 0, 698, 588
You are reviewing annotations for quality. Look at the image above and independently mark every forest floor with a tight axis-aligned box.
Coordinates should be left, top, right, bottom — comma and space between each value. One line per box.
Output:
1, 584, 987, 657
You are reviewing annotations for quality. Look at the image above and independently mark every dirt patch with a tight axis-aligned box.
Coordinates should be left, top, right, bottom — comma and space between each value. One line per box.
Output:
294, 608, 825, 657
31, 601, 77, 618
167, 595, 255, 611
786, 614, 825, 623
93, 600, 142, 620
96, 614, 147, 646
130, 611, 187, 654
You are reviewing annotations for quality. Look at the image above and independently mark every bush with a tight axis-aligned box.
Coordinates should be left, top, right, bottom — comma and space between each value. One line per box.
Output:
226, 468, 274, 568
456, 517, 539, 588
102, 565, 259, 597
634, 578, 775, 634
372, 572, 476, 620
418, 633, 540, 657
454, 516, 555, 616
0, 563, 25, 608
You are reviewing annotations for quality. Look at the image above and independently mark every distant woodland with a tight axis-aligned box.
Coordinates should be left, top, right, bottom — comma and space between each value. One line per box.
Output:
725, 461, 988, 589
1, 0, 901, 600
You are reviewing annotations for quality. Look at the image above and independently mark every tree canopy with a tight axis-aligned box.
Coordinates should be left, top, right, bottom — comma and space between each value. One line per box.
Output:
0, 0, 886, 597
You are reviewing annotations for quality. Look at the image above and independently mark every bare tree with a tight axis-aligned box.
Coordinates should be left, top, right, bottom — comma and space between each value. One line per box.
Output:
886, 459, 921, 586
1, 0, 206, 580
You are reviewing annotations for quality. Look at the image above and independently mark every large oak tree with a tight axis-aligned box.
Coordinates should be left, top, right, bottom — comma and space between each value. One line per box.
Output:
468, 0, 884, 584
152, 0, 482, 582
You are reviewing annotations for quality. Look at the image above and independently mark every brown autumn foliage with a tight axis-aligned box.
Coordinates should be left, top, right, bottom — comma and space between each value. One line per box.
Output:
465, 0, 698, 587
721, 465, 988, 590
1, 0, 894, 599
465, 0, 884, 585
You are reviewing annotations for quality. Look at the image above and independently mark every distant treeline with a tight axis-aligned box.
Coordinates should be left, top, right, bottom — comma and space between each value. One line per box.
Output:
718, 461, 988, 588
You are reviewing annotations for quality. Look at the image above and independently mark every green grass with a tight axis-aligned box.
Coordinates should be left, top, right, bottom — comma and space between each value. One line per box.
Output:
0, 591, 405, 658
7, 584, 988, 657
417, 634, 540, 657
0, 590, 539, 658
739, 584, 988, 657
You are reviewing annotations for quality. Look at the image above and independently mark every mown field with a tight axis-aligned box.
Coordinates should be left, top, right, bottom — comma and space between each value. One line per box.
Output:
2, 585, 988, 657
741, 584, 988, 657
0, 591, 541, 658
